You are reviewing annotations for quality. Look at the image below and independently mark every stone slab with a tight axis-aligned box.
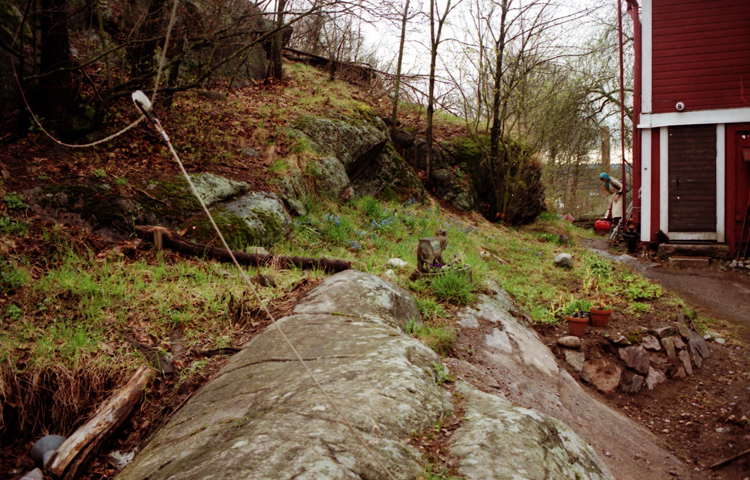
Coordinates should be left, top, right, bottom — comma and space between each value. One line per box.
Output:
658, 243, 730, 260
668, 256, 710, 269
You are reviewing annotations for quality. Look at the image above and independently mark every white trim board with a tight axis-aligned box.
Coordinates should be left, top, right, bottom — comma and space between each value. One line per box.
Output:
640, 129, 652, 242
717, 124, 726, 243
666, 232, 718, 241
659, 127, 668, 233
639, 107, 750, 129
642, 0, 652, 115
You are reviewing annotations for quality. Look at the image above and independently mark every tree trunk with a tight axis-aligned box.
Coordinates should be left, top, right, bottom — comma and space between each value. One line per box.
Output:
426, 0, 451, 183
38, 0, 74, 132
489, 0, 509, 220
270, 0, 286, 81
390, 0, 410, 138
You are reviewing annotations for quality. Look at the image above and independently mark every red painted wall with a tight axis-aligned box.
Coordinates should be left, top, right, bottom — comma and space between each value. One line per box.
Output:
652, 0, 750, 114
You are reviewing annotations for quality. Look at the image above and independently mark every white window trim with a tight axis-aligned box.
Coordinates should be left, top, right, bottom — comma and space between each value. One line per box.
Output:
659, 124, 725, 242
639, 107, 750, 129
640, 129, 651, 242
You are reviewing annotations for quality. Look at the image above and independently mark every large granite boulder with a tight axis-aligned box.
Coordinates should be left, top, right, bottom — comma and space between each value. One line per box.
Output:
429, 168, 476, 211
289, 115, 388, 176
451, 381, 609, 480
287, 115, 426, 201
117, 271, 453, 480
273, 156, 351, 216
189, 191, 292, 248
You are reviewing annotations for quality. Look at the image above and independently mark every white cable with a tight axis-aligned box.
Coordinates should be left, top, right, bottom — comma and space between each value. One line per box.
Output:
138, 95, 398, 480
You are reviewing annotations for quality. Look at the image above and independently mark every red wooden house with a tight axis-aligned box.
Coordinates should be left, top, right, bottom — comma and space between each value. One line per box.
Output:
628, 0, 750, 256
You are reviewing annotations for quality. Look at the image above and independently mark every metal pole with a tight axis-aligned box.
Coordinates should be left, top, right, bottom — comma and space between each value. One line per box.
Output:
618, 0, 627, 227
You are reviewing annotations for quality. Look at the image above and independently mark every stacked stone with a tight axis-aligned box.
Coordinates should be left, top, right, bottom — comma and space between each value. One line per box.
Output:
557, 323, 713, 395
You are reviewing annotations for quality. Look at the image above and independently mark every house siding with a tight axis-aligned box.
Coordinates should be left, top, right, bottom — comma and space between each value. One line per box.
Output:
651, 0, 750, 114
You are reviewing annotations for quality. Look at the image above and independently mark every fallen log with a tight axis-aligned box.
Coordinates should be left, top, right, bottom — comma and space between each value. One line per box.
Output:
134, 226, 352, 272
710, 447, 750, 470
47, 366, 155, 479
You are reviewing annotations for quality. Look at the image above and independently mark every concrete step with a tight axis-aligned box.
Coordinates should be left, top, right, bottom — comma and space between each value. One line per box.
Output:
668, 256, 711, 268
658, 243, 730, 260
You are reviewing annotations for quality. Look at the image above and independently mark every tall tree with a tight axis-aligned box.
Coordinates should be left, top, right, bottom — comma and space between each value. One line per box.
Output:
389, 0, 410, 137
425, 0, 459, 181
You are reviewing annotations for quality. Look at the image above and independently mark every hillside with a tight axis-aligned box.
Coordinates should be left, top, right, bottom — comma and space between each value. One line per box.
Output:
0, 62, 748, 479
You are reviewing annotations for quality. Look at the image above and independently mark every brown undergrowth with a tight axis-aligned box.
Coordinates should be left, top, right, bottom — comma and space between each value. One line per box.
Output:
408, 383, 466, 479
0, 364, 125, 445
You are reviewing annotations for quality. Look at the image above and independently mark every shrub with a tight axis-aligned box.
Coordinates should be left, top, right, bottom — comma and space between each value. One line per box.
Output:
4, 193, 28, 211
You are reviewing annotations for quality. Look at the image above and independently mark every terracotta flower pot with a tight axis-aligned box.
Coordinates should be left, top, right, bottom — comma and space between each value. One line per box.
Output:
589, 308, 613, 328
566, 315, 589, 337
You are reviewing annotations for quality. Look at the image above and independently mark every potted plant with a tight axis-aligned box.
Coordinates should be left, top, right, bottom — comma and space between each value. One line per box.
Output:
589, 303, 613, 328
563, 299, 592, 337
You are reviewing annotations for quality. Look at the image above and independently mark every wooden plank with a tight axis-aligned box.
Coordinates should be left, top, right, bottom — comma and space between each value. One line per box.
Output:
654, 34, 750, 54
654, 27, 750, 45
654, 42, 750, 60
654, 52, 750, 70
47, 366, 155, 479
654, 19, 750, 38
654, 5, 750, 22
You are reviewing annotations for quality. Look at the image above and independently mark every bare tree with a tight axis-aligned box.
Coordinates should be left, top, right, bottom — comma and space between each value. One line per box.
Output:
425, 0, 460, 181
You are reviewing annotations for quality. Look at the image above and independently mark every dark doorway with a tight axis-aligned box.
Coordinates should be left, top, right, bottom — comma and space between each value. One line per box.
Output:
668, 125, 716, 232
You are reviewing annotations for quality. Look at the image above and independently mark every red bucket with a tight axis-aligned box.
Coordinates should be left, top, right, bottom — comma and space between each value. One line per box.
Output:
594, 220, 611, 231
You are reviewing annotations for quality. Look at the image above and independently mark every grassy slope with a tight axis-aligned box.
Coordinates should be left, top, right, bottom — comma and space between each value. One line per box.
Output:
0, 63, 720, 450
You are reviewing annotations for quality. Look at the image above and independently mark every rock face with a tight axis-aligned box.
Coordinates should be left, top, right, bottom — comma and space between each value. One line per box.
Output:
646, 367, 667, 390
292, 270, 421, 331
285, 116, 426, 203
451, 381, 610, 480
554, 253, 573, 268
429, 168, 477, 211
641, 335, 661, 351
118, 271, 452, 480
558, 336, 582, 349
454, 284, 691, 480
272, 157, 351, 216
565, 350, 585, 372
689, 330, 711, 359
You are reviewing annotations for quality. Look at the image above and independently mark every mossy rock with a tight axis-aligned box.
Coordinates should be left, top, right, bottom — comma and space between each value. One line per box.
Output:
351, 144, 426, 202
25, 173, 251, 238
27, 183, 141, 236
289, 115, 387, 174
187, 192, 292, 249
187, 173, 249, 206
272, 167, 309, 216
